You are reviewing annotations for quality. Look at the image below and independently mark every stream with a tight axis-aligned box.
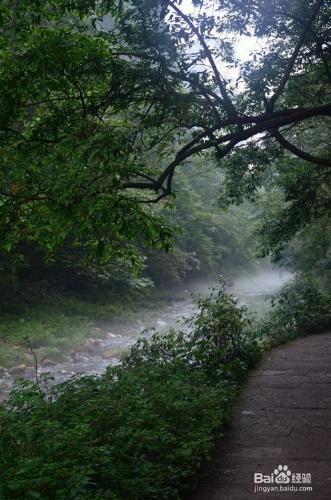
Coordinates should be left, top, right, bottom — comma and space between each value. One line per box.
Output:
0, 267, 292, 397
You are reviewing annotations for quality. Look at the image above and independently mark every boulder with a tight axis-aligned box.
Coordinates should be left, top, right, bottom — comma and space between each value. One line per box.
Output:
75, 356, 90, 363
82, 338, 98, 348
102, 349, 119, 359
41, 358, 57, 367
95, 339, 105, 346
9, 364, 26, 376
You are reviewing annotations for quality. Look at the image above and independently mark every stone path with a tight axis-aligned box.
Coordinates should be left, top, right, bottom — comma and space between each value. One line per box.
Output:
186, 332, 331, 500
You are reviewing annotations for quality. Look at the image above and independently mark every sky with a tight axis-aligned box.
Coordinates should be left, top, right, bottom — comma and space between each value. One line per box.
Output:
179, 0, 264, 65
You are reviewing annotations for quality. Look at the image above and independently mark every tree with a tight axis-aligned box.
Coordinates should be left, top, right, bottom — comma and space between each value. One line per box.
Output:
0, 0, 330, 261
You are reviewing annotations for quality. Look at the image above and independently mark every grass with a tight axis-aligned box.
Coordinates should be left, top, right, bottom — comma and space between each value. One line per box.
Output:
0, 288, 177, 368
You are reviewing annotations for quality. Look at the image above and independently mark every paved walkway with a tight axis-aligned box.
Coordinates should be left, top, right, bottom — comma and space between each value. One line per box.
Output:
186, 332, 331, 500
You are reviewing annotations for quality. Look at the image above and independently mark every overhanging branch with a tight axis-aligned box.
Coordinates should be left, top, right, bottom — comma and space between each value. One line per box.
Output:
123, 103, 331, 201
271, 129, 331, 167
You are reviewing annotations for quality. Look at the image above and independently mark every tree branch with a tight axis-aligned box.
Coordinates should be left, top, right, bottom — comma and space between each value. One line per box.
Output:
27, 338, 42, 394
269, 0, 325, 109
123, 103, 331, 200
271, 129, 331, 167
277, 10, 331, 84
169, 1, 239, 121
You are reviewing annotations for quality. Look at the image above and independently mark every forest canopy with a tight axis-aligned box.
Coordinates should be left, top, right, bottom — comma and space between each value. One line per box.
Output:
0, 0, 330, 263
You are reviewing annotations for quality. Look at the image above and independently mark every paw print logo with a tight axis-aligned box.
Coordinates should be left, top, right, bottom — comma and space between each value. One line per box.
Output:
274, 465, 291, 484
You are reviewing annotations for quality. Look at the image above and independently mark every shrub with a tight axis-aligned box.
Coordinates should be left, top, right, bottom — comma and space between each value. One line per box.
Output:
0, 367, 237, 499
125, 282, 261, 379
0, 282, 260, 499
256, 276, 331, 348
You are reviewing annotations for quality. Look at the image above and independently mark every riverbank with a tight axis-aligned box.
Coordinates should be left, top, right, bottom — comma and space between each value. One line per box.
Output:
0, 285, 179, 382
0, 278, 215, 396
0, 268, 291, 398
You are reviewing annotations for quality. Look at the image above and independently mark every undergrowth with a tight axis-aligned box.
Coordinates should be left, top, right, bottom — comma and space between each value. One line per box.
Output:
0, 277, 330, 499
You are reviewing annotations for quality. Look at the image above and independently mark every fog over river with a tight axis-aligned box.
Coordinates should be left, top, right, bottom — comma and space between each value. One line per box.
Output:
0, 267, 292, 395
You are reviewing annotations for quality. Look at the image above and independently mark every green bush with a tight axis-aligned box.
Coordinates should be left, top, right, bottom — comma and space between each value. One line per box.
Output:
0, 283, 260, 499
257, 276, 331, 348
126, 282, 261, 379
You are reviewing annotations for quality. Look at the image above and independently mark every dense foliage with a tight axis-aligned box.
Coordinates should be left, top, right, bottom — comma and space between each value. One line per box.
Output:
144, 163, 256, 287
257, 277, 331, 348
0, 284, 260, 499
0, 162, 255, 311
0, 0, 330, 264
